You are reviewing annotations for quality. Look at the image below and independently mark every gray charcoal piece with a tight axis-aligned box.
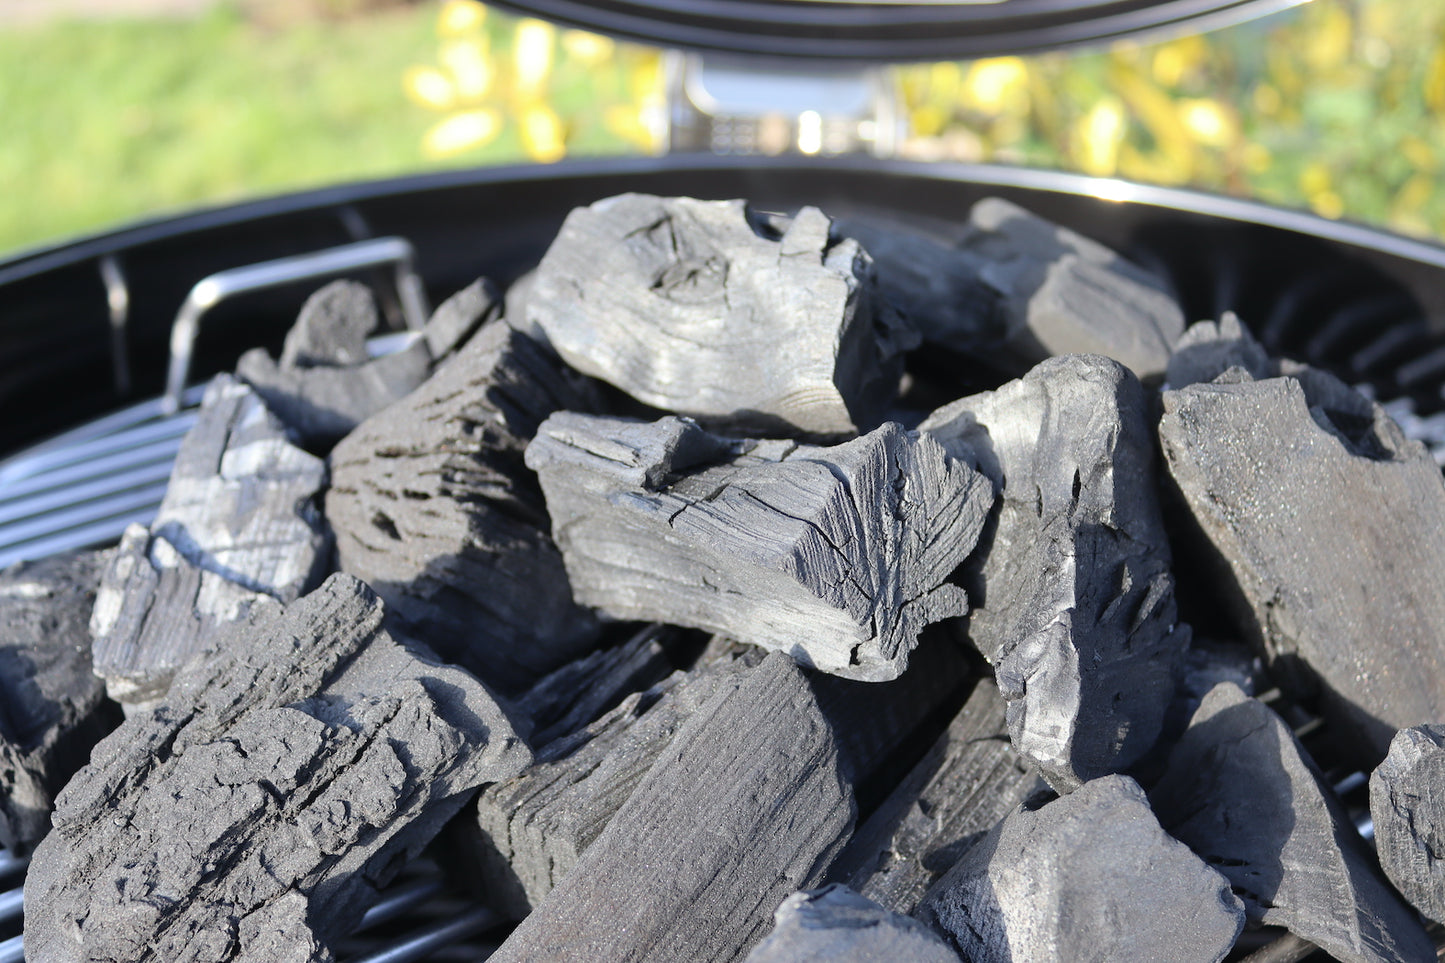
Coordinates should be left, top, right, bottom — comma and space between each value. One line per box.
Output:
1158, 369, 1445, 762
526, 412, 993, 681
833, 681, 1041, 916
489, 652, 855, 963
280, 280, 379, 368
516, 193, 917, 437
1152, 683, 1433, 963
0, 550, 116, 854
848, 198, 1182, 378
24, 573, 531, 963
1165, 313, 1274, 388
1370, 724, 1445, 926
90, 375, 330, 707
917, 774, 1244, 963
746, 884, 959, 963
474, 645, 759, 918
326, 318, 601, 695
919, 354, 1188, 790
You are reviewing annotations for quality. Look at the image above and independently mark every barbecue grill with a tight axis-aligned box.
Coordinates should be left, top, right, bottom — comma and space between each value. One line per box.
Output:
4, 3, 1445, 961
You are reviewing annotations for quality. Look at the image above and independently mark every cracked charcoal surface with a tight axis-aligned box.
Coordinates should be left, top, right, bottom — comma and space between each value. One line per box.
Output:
24, 573, 531, 963
746, 885, 959, 963
916, 774, 1244, 963
489, 652, 855, 963
526, 412, 993, 681
1158, 367, 1445, 764
919, 354, 1187, 790
327, 317, 601, 695
1370, 724, 1445, 926
90, 375, 330, 707
833, 680, 1041, 916
1151, 683, 1432, 963
0, 550, 117, 854
473, 643, 760, 918
237, 280, 494, 449
851, 198, 1182, 379
515, 193, 917, 437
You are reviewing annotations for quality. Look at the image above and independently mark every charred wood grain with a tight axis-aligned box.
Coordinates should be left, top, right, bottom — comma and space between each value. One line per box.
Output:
1370, 724, 1445, 926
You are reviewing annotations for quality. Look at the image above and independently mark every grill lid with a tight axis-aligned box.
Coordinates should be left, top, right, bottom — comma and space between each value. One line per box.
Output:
484, 0, 1305, 61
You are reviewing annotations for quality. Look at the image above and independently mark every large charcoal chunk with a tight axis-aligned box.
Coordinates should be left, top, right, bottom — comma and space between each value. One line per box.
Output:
474, 645, 757, 918
526, 413, 993, 681
916, 774, 1244, 963
0, 550, 116, 854
25, 574, 531, 963
1158, 370, 1445, 761
517, 193, 916, 437
833, 681, 1040, 915
746, 885, 959, 963
920, 354, 1187, 790
327, 318, 601, 694
1370, 724, 1445, 926
845, 199, 1182, 379
489, 652, 856, 963
90, 376, 329, 707
1152, 683, 1432, 963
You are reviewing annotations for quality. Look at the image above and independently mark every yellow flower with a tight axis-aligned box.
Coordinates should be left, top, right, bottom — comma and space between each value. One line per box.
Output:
423, 109, 502, 157
437, 0, 486, 37
514, 18, 556, 99
562, 29, 614, 67
1076, 98, 1125, 177
441, 37, 493, 100
404, 65, 456, 110
1178, 99, 1234, 148
963, 57, 1029, 114
910, 104, 948, 139
520, 103, 566, 162
1310, 191, 1345, 220
1150, 36, 1207, 88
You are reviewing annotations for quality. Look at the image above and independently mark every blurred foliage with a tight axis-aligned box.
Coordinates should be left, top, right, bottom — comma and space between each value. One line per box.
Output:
2, 0, 1444, 257
402, 0, 663, 162
895, 0, 1445, 239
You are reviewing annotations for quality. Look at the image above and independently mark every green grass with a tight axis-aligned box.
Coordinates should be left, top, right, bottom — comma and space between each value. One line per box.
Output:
0, 3, 559, 257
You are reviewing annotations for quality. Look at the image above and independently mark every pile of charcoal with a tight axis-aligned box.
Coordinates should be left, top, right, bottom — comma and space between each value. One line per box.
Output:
4, 191, 1445, 963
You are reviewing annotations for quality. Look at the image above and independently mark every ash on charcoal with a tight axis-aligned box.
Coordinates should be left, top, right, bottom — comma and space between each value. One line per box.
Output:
326, 318, 601, 695
916, 774, 1244, 963
0, 550, 117, 854
919, 353, 1187, 790
746, 884, 959, 963
526, 412, 992, 681
831, 680, 1041, 915
238, 280, 494, 448
489, 652, 855, 963
25, 574, 531, 963
1370, 724, 1445, 926
1158, 361, 1445, 763
90, 375, 329, 708
515, 193, 916, 437
846, 199, 1182, 380
1151, 682, 1433, 963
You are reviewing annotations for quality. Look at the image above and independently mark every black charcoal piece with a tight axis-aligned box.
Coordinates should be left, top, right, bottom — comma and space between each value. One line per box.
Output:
916, 774, 1244, 963
90, 376, 329, 707
746, 885, 959, 963
1158, 369, 1445, 762
0, 550, 116, 854
280, 279, 379, 368
1165, 313, 1273, 388
516, 193, 916, 437
526, 412, 993, 681
1370, 724, 1445, 926
919, 354, 1187, 790
833, 681, 1040, 915
489, 652, 856, 963
1152, 683, 1433, 963
25, 574, 531, 963
852, 198, 1182, 378
473, 645, 758, 918
327, 318, 601, 695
